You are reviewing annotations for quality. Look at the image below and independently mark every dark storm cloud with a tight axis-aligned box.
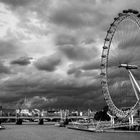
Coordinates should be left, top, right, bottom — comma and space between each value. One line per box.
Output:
67, 66, 78, 75
51, 1, 121, 39
118, 36, 140, 49
49, 3, 108, 31
34, 54, 61, 72
0, 61, 11, 74
0, 68, 102, 109
67, 58, 100, 78
49, 7, 85, 29
41, 81, 102, 109
67, 66, 98, 78
1, 64, 132, 110
29, 96, 56, 108
1, 0, 140, 110
107, 80, 138, 108
76, 70, 98, 78
55, 33, 98, 61
49, 96, 91, 109
52, 96, 84, 109
108, 45, 140, 71
101, 0, 114, 3
15, 96, 57, 109
0, 95, 21, 104
59, 45, 98, 61
81, 59, 100, 70
0, 73, 133, 110
48, 0, 113, 32
0, 0, 34, 7
83, 38, 95, 44
11, 56, 32, 66
106, 49, 140, 85
0, 75, 49, 106
55, 34, 77, 46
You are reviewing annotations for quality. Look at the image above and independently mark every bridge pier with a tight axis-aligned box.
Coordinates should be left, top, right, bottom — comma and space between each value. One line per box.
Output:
16, 109, 22, 125
16, 118, 23, 125
64, 118, 69, 125
0, 107, 2, 126
38, 118, 44, 125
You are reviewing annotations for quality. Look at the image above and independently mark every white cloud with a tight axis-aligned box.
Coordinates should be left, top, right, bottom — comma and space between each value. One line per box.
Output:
0, 3, 19, 38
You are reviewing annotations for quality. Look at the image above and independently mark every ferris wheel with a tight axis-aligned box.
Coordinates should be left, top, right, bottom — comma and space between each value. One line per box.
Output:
101, 9, 140, 118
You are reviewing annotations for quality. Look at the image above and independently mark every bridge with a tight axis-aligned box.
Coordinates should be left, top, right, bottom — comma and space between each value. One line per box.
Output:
0, 115, 92, 125
0, 115, 91, 119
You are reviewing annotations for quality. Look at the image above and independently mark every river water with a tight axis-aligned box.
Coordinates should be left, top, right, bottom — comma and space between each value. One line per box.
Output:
0, 123, 140, 140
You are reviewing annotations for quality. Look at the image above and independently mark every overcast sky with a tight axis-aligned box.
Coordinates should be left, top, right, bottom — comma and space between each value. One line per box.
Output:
0, 0, 140, 110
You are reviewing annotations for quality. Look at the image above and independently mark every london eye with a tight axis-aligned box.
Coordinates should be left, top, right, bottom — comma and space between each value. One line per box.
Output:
101, 9, 140, 120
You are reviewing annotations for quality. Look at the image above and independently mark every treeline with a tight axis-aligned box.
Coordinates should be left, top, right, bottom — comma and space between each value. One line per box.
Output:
94, 106, 110, 121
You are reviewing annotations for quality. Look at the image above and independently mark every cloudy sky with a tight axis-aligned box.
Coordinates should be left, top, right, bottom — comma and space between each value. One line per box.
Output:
0, 0, 140, 110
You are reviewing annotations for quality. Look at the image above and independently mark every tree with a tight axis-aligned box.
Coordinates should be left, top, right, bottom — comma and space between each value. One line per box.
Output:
94, 106, 110, 121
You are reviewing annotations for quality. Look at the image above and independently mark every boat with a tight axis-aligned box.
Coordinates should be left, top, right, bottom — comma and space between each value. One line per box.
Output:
55, 120, 65, 127
0, 125, 5, 130
67, 118, 100, 132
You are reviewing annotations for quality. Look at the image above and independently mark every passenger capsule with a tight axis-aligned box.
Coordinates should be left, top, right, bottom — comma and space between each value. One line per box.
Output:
137, 14, 140, 18
107, 30, 113, 34
132, 10, 139, 14
101, 55, 106, 58
118, 13, 123, 17
103, 46, 108, 49
105, 38, 110, 41
100, 72, 106, 76
123, 10, 128, 13
128, 9, 133, 13
110, 23, 114, 26
101, 80, 106, 84
110, 23, 116, 27
101, 64, 105, 68
114, 17, 118, 20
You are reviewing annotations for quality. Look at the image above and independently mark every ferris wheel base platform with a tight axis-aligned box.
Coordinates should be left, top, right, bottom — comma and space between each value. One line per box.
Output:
67, 124, 140, 133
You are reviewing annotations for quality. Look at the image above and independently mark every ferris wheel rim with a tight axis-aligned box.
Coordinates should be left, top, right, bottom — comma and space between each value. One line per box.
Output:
101, 9, 140, 118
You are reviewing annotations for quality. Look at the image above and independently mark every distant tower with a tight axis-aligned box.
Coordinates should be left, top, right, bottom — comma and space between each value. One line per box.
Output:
0, 106, 2, 115
21, 96, 28, 109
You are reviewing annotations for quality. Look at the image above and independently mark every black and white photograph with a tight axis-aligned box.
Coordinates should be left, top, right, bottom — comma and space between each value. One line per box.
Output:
0, 0, 140, 140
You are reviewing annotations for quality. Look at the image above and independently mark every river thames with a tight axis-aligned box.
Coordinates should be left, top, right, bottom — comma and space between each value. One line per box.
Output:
0, 123, 140, 140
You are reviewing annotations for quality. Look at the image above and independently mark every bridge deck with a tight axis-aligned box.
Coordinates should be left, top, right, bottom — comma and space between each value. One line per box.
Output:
0, 116, 90, 119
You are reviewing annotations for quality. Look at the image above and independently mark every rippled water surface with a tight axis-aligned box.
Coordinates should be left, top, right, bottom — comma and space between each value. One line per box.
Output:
0, 123, 140, 140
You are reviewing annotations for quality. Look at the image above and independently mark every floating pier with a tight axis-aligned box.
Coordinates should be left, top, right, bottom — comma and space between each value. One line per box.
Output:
67, 121, 140, 133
